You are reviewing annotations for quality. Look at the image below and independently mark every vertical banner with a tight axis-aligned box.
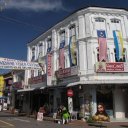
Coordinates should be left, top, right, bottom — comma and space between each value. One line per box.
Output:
59, 41, 65, 69
68, 97, 73, 114
47, 53, 52, 86
97, 30, 107, 61
118, 31, 124, 57
69, 35, 77, 66
113, 30, 124, 61
0, 76, 4, 97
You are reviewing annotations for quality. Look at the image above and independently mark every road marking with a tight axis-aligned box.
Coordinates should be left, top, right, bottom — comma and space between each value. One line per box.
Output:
0, 119, 14, 127
14, 118, 30, 123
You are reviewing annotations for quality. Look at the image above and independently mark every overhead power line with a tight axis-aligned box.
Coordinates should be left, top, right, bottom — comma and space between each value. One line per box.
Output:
0, 15, 44, 32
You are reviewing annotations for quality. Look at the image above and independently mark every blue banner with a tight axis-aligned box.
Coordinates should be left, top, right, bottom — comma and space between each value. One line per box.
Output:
113, 31, 119, 61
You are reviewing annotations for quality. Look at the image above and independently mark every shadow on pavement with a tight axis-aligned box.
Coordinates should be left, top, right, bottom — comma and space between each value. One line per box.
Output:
88, 123, 107, 127
120, 125, 128, 127
0, 114, 18, 117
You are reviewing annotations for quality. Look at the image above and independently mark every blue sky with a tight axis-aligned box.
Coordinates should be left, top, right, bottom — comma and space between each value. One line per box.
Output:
0, 0, 128, 73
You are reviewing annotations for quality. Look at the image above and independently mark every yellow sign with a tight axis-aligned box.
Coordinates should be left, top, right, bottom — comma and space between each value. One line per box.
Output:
0, 76, 4, 97
0, 76, 4, 85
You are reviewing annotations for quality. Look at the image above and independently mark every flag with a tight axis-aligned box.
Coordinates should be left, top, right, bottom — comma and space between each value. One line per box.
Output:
113, 30, 123, 61
118, 31, 124, 57
59, 48, 65, 69
59, 41, 65, 69
69, 35, 77, 66
97, 30, 107, 61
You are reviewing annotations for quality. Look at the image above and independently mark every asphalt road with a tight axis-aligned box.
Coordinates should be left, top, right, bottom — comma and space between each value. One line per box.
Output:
0, 112, 88, 128
0, 112, 128, 128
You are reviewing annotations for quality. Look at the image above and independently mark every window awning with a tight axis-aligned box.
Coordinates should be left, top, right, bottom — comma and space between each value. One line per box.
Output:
67, 81, 85, 88
17, 88, 35, 92
17, 86, 46, 92
66, 80, 128, 88
40, 86, 46, 90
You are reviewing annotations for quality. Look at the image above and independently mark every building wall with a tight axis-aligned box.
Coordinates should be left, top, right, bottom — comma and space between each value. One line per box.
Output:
26, 7, 128, 84
25, 7, 128, 118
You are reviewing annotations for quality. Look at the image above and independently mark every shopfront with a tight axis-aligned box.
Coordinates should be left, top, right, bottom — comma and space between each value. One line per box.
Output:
28, 74, 47, 115
96, 85, 114, 118
55, 66, 80, 112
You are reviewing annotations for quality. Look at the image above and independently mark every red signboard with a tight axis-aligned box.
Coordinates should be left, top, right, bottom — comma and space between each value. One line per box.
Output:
106, 63, 124, 71
47, 54, 52, 76
28, 75, 46, 84
95, 62, 127, 72
13, 82, 23, 89
67, 89, 73, 97
55, 66, 78, 79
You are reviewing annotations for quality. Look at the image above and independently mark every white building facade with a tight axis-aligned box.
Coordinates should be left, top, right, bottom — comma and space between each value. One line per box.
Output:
24, 7, 128, 119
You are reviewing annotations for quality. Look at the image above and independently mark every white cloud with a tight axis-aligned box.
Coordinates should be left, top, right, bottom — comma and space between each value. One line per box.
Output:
6, 0, 64, 11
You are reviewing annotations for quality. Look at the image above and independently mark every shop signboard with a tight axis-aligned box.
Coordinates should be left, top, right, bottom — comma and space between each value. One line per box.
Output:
13, 82, 23, 89
57, 76, 80, 86
37, 112, 43, 121
68, 97, 73, 113
55, 66, 78, 79
28, 75, 46, 85
47, 54, 52, 86
95, 62, 128, 72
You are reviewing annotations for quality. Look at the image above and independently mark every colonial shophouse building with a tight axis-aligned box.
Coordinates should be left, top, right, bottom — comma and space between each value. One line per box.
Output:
22, 7, 128, 119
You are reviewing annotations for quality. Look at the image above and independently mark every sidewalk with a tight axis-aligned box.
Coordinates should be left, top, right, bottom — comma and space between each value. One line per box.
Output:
68, 119, 128, 128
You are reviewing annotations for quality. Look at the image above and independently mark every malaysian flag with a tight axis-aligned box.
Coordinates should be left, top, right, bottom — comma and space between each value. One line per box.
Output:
59, 41, 65, 69
97, 30, 107, 61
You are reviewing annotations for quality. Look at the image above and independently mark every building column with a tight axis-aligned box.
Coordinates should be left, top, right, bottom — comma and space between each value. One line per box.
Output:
78, 15, 85, 39
78, 41, 87, 77
113, 88, 126, 119
123, 16, 128, 38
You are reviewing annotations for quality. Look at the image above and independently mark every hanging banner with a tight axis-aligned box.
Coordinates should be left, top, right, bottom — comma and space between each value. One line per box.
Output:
0, 57, 41, 70
113, 31, 124, 61
47, 54, 52, 86
97, 30, 107, 61
59, 41, 65, 69
68, 97, 73, 114
69, 35, 77, 66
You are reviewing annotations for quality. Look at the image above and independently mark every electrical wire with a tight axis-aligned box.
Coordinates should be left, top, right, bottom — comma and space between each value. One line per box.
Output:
0, 15, 44, 32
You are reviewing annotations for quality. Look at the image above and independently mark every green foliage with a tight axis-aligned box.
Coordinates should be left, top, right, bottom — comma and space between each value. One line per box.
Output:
86, 116, 95, 123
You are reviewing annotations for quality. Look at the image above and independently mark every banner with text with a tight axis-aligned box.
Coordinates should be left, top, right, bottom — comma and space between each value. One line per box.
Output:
0, 58, 41, 70
47, 54, 52, 86
95, 62, 128, 72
